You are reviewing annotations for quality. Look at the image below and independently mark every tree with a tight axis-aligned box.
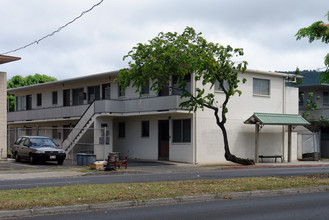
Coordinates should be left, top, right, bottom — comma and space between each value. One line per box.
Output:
296, 11, 329, 82
7, 74, 57, 111
116, 27, 254, 165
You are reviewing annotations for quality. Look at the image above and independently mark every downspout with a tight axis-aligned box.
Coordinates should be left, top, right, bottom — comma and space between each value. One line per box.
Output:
282, 76, 286, 161
193, 73, 197, 164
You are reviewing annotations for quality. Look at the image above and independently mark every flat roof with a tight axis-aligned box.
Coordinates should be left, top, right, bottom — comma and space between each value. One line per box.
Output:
7, 68, 295, 94
0, 54, 21, 64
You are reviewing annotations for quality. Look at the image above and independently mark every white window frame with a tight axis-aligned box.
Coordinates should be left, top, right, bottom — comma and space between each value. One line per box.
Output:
253, 78, 270, 96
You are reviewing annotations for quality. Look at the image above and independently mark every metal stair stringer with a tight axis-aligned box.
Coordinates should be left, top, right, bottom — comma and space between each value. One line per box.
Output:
62, 101, 97, 155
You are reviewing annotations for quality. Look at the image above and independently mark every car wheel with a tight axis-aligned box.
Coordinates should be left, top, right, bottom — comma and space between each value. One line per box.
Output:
15, 152, 20, 162
29, 154, 35, 164
57, 160, 64, 165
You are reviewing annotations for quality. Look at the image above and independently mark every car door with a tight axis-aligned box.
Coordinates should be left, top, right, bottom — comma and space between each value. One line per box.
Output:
20, 137, 30, 159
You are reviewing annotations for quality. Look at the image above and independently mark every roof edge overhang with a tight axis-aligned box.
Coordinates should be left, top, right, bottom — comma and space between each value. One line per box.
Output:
0, 54, 21, 64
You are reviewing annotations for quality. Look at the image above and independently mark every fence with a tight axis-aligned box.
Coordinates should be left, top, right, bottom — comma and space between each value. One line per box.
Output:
7, 126, 110, 162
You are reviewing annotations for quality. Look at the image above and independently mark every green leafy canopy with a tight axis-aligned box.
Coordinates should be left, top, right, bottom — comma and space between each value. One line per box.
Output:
116, 27, 248, 114
7, 74, 57, 111
295, 11, 329, 82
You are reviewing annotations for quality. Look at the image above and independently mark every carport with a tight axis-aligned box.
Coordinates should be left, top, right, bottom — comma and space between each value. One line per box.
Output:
244, 113, 310, 163
0, 54, 21, 159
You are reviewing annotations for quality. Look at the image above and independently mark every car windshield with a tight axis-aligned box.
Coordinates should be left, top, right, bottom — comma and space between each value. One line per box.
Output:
29, 138, 57, 148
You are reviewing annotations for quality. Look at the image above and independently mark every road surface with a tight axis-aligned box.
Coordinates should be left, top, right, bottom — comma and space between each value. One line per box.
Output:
11, 191, 329, 220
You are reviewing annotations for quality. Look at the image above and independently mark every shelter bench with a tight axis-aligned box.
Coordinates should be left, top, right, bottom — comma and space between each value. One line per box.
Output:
107, 152, 127, 169
259, 155, 283, 163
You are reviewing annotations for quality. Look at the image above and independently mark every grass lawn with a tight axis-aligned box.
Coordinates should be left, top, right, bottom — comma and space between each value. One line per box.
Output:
1, 174, 329, 211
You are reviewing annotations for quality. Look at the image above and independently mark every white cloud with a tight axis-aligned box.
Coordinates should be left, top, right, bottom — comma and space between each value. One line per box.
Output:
1, 0, 329, 80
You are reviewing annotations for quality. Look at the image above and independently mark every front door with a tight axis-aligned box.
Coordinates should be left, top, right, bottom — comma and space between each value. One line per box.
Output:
63, 89, 70, 106
26, 95, 32, 110
158, 120, 169, 160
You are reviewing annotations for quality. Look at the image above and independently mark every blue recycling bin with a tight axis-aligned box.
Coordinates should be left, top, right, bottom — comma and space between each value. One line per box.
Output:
77, 153, 96, 166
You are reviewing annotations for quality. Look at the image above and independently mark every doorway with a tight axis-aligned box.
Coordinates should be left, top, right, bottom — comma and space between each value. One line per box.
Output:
158, 120, 169, 160
63, 89, 70, 106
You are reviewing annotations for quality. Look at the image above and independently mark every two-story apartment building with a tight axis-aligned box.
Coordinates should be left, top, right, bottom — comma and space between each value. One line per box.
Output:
298, 71, 329, 158
7, 69, 303, 163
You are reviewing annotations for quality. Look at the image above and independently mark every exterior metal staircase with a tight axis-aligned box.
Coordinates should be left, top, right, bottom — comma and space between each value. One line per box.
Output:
62, 101, 96, 155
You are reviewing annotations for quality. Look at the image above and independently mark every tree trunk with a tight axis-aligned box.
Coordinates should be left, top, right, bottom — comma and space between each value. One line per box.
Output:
219, 123, 255, 166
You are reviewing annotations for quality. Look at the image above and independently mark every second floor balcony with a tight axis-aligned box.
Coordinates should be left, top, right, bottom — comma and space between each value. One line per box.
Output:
7, 95, 187, 123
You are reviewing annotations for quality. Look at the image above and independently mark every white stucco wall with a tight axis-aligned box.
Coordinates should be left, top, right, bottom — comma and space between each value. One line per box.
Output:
195, 72, 299, 163
0, 72, 7, 159
113, 115, 159, 160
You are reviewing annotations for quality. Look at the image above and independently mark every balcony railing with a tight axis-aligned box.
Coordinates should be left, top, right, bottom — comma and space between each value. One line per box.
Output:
7, 95, 185, 122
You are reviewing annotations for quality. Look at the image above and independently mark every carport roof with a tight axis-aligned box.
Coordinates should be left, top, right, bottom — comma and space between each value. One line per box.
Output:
244, 113, 310, 126
0, 54, 21, 64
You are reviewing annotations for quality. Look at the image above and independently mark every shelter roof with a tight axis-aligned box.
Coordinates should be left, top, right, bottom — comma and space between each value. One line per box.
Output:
244, 113, 310, 126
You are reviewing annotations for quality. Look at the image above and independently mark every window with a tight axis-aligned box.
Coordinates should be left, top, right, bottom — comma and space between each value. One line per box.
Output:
37, 93, 42, 106
173, 119, 191, 143
324, 92, 329, 106
172, 74, 191, 95
100, 124, 109, 144
88, 86, 100, 103
118, 85, 125, 97
52, 126, 58, 139
141, 121, 150, 137
52, 91, 58, 105
141, 81, 149, 95
25, 127, 32, 136
72, 88, 84, 105
214, 79, 229, 92
299, 92, 304, 106
16, 96, 25, 111
118, 122, 125, 138
322, 127, 329, 140
102, 83, 111, 100
253, 78, 270, 96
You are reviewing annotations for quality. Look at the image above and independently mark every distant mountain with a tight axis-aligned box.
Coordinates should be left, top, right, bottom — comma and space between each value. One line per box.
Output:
278, 70, 322, 86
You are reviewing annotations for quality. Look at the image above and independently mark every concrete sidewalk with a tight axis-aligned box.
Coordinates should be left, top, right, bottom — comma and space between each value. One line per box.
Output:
1, 159, 329, 181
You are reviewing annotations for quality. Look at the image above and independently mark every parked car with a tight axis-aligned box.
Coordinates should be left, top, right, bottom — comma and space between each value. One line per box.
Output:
10, 136, 66, 165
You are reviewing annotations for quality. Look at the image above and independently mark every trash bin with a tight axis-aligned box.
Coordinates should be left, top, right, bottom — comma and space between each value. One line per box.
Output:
77, 153, 96, 166
77, 153, 85, 166
83, 154, 96, 166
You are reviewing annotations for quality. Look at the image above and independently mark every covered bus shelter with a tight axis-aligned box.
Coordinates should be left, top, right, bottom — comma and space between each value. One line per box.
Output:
244, 113, 310, 163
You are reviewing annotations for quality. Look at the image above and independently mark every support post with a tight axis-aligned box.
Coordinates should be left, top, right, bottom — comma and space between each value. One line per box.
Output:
103, 127, 106, 161
288, 125, 292, 162
255, 123, 260, 163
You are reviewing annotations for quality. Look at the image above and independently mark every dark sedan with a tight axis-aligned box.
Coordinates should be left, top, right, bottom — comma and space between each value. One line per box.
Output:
10, 136, 66, 165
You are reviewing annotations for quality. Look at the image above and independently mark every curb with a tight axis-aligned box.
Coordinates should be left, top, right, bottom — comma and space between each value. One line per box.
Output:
1, 186, 328, 219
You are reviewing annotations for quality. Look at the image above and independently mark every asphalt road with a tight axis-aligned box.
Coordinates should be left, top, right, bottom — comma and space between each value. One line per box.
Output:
1, 166, 329, 190
11, 191, 329, 220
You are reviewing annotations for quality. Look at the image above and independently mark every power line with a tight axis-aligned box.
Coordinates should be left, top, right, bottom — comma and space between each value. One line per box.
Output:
1, 0, 104, 55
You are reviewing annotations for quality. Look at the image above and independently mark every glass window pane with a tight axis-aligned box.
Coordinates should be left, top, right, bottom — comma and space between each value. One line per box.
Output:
183, 119, 191, 142
173, 120, 182, 142
141, 121, 150, 137
253, 78, 269, 95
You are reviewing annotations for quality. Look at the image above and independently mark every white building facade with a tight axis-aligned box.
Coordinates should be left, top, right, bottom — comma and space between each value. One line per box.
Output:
7, 69, 300, 163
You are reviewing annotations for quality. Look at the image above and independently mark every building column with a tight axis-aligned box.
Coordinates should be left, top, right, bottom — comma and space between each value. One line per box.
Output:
288, 125, 292, 162
255, 123, 260, 163
0, 72, 7, 160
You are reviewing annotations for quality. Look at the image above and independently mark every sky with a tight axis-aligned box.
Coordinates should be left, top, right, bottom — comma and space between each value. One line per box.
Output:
1, 0, 329, 80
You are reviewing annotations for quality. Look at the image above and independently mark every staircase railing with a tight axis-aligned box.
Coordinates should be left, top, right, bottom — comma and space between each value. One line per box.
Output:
62, 101, 96, 153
